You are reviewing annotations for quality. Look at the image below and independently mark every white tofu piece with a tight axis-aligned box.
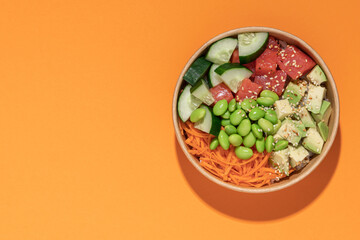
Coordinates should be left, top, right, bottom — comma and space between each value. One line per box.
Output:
274, 99, 293, 120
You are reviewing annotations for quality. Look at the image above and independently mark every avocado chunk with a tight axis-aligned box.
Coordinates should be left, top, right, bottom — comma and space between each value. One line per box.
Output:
305, 84, 326, 114
283, 82, 302, 105
293, 120, 307, 138
302, 127, 324, 154
274, 99, 293, 120
311, 100, 332, 124
307, 65, 327, 85
288, 145, 309, 168
283, 80, 307, 106
317, 121, 329, 141
270, 148, 290, 176
273, 133, 283, 142
297, 107, 316, 128
276, 119, 302, 146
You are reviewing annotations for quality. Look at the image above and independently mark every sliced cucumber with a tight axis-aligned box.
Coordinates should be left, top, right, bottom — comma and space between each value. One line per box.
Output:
183, 57, 212, 85
205, 38, 238, 65
214, 63, 252, 93
177, 85, 202, 122
238, 32, 268, 64
194, 105, 221, 136
208, 63, 223, 87
190, 79, 215, 106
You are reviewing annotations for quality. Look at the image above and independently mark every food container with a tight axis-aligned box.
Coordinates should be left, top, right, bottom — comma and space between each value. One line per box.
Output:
172, 27, 340, 193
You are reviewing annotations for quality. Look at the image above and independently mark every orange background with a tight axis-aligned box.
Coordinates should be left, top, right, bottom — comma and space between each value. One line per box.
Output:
0, 0, 359, 239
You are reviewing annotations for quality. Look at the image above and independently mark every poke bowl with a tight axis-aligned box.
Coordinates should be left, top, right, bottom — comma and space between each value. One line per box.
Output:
173, 27, 339, 193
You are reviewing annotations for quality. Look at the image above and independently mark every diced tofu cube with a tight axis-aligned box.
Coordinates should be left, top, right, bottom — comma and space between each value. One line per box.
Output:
274, 99, 293, 120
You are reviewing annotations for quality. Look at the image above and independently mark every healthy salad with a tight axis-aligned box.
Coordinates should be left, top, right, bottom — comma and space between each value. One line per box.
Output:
178, 32, 331, 187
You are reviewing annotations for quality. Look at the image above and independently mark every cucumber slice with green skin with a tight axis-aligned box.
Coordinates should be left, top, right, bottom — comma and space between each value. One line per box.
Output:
194, 105, 221, 136
205, 38, 238, 65
214, 63, 252, 93
183, 57, 212, 85
177, 85, 202, 122
190, 79, 215, 106
208, 63, 223, 88
238, 32, 269, 64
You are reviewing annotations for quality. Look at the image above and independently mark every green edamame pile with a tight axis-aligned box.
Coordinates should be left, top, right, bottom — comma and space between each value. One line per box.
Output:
211, 90, 280, 159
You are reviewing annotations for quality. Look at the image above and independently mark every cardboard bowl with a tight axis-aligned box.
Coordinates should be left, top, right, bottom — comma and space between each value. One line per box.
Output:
172, 27, 339, 193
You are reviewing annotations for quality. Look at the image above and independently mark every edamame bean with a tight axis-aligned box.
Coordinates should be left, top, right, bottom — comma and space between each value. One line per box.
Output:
229, 134, 243, 147
190, 108, 206, 123
260, 90, 279, 101
235, 146, 253, 160
221, 119, 231, 126
243, 132, 256, 148
258, 118, 274, 134
251, 123, 263, 139
241, 98, 258, 112
274, 140, 288, 151
221, 110, 230, 119
256, 138, 265, 153
237, 119, 251, 136
257, 97, 275, 107
271, 119, 282, 134
265, 109, 278, 124
209, 138, 219, 150
228, 99, 236, 113
236, 101, 242, 109
218, 130, 230, 150
265, 135, 274, 153
230, 109, 245, 126
225, 125, 237, 135
213, 99, 228, 116
249, 107, 265, 121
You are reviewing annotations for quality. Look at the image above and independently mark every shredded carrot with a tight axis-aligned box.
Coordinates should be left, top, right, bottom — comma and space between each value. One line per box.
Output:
180, 120, 293, 188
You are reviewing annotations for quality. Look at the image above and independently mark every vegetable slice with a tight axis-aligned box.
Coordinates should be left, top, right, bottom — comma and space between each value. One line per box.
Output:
190, 79, 215, 106
205, 38, 238, 65
194, 105, 221, 136
177, 85, 202, 122
214, 63, 252, 93
183, 57, 212, 85
238, 32, 269, 64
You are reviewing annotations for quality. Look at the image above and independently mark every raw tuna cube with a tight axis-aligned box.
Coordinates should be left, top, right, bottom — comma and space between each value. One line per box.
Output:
230, 48, 240, 63
267, 36, 280, 52
255, 48, 278, 75
277, 45, 316, 80
254, 70, 287, 96
210, 83, 234, 103
235, 78, 263, 101
243, 61, 256, 78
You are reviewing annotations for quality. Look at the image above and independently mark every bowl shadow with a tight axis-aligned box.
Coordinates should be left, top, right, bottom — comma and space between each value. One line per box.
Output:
175, 126, 341, 221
